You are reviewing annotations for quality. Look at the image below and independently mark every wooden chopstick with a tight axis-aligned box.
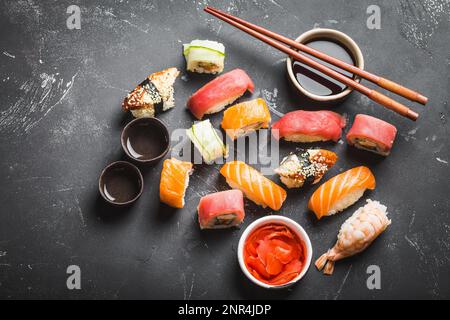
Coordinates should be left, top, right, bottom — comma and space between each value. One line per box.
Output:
206, 6, 427, 106
205, 6, 420, 121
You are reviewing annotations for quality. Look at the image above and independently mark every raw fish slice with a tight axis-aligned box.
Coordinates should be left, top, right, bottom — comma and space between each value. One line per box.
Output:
221, 98, 271, 140
272, 110, 346, 142
315, 199, 391, 275
197, 190, 245, 229
346, 114, 398, 156
187, 69, 254, 120
308, 166, 376, 219
159, 158, 193, 208
220, 161, 286, 211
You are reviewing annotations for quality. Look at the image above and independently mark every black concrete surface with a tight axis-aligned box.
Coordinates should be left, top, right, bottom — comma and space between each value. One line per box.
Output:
0, 0, 449, 299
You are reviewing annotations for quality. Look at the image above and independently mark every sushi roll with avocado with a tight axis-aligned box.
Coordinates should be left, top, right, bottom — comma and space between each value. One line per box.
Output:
122, 67, 179, 118
186, 119, 228, 163
183, 40, 225, 74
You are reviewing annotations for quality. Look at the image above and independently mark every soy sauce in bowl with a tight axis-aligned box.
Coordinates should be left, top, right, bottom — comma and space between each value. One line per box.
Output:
99, 161, 143, 206
121, 117, 170, 164
292, 38, 356, 96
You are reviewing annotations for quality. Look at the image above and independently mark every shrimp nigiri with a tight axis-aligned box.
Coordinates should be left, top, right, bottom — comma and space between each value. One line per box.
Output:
315, 199, 391, 275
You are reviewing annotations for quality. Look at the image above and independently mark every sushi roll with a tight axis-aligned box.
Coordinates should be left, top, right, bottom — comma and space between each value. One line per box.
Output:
272, 110, 346, 142
122, 67, 180, 118
220, 161, 287, 211
316, 199, 391, 275
346, 114, 398, 156
187, 69, 254, 120
221, 98, 271, 140
159, 158, 193, 208
186, 119, 228, 164
275, 149, 338, 189
308, 166, 376, 219
197, 190, 245, 229
183, 40, 225, 74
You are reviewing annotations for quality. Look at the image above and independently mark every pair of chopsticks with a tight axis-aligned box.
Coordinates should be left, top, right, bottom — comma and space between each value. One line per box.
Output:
204, 6, 427, 121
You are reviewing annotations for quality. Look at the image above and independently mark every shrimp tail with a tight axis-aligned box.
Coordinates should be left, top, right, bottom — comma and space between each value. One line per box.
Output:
323, 260, 335, 275
315, 252, 329, 271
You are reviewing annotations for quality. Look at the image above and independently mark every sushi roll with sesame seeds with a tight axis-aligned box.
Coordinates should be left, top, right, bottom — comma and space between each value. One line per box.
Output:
122, 67, 180, 118
275, 149, 338, 189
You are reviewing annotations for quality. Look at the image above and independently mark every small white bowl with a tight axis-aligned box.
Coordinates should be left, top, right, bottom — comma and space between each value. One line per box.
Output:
237, 215, 312, 289
286, 28, 364, 103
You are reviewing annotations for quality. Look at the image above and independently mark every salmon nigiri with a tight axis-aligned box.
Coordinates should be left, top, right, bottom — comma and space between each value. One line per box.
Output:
221, 98, 271, 140
308, 166, 376, 219
220, 161, 287, 211
160, 158, 193, 208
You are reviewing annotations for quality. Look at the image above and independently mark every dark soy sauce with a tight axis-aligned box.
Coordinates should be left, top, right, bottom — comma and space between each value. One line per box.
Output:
123, 121, 168, 161
101, 163, 142, 203
292, 38, 355, 96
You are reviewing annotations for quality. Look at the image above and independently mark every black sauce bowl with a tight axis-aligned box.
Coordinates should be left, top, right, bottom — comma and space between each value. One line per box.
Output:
98, 161, 144, 206
121, 117, 170, 164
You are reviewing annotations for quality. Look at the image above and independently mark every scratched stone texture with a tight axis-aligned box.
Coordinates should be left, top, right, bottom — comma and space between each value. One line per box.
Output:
0, 0, 449, 299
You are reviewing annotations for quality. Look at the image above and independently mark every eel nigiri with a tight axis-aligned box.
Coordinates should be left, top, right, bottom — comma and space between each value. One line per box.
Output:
197, 190, 245, 229
159, 158, 193, 208
308, 166, 376, 219
316, 199, 391, 275
122, 67, 179, 118
183, 40, 225, 74
275, 149, 338, 189
272, 110, 346, 142
186, 119, 228, 164
187, 69, 254, 120
346, 114, 398, 156
221, 98, 271, 140
220, 161, 287, 211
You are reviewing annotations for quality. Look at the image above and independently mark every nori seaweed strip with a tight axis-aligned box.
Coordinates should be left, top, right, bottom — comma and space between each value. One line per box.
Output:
298, 150, 315, 185
140, 78, 164, 114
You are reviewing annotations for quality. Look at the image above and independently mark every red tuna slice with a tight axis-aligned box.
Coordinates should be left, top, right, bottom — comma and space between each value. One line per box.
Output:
197, 189, 245, 229
272, 110, 346, 142
346, 114, 397, 155
187, 69, 254, 120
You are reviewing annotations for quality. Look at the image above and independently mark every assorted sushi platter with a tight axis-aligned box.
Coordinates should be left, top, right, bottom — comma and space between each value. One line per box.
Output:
98, 7, 429, 289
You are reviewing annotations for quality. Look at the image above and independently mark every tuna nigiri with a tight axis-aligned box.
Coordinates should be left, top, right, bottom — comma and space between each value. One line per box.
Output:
197, 190, 245, 229
275, 149, 338, 189
221, 98, 271, 140
346, 114, 398, 156
316, 199, 391, 275
187, 69, 254, 120
159, 158, 193, 208
308, 166, 376, 219
272, 110, 346, 142
220, 161, 287, 211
